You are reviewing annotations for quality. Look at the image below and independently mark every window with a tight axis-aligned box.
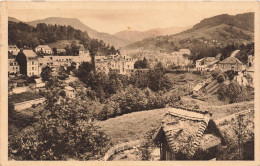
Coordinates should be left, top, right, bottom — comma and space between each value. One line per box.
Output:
32, 67, 34, 70
32, 61, 34, 65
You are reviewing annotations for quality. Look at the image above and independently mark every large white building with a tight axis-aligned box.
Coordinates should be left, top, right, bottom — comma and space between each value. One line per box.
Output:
38, 51, 91, 70
95, 54, 135, 75
16, 50, 41, 77
35, 45, 53, 55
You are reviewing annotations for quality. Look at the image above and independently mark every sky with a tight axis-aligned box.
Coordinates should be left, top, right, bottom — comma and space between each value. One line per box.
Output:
8, 1, 255, 34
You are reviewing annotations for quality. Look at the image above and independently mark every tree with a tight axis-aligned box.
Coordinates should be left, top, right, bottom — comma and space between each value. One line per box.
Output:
71, 41, 79, 55
134, 57, 150, 69
41, 66, 52, 82
53, 48, 57, 55
9, 89, 110, 160
225, 70, 237, 81
88, 39, 100, 73
75, 62, 94, 84
57, 66, 69, 80
217, 74, 225, 83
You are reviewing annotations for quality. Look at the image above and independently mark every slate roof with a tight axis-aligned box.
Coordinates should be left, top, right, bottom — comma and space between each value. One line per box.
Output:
154, 107, 225, 159
23, 50, 38, 58
219, 57, 243, 65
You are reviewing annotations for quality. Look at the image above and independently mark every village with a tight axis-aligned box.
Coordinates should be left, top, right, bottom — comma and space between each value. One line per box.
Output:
6, 8, 256, 161
8, 41, 255, 161
8, 42, 254, 111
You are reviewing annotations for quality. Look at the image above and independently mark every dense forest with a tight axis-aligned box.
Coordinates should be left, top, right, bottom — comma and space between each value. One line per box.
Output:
188, 42, 254, 63
8, 21, 120, 55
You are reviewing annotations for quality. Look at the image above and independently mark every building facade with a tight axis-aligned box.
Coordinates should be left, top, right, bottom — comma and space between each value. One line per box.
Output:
8, 45, 20, 56
65, 86, 76, 98
196, 57, 218, 71
16, 50, 40, 77
95, 54, 135, 75
35, 45, 53, 55
8, 52, 20, 75
218, 57, 243, 72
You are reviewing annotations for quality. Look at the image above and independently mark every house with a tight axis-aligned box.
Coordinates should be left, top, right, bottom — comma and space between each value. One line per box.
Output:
16, 50, 40, 77
196, 57, 218, 71
8, 45, 20, 56
95, 54, 135, 75
247, 54, 254, 77
154, 107, 226, 160
35, 45, 53, 55
38, 54, 91, 70
57, 48, 66, 54
79, 45, 86, 54
247, 55, 254, 67
95, 56, 109, 74
234, 72, 248, 86
65, 86, 75, 98
8, 52, 20, 75
218, 57, 243, 72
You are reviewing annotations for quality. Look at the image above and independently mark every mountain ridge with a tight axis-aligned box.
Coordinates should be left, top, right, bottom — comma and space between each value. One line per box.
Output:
125, 12, 254, 52
25, 17, 132, 48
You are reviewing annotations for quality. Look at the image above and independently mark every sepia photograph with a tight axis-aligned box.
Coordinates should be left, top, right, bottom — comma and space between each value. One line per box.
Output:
1, 1, 259, 165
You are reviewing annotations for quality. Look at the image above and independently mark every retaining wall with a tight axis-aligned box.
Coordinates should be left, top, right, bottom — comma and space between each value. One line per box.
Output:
14, 97, 46, 111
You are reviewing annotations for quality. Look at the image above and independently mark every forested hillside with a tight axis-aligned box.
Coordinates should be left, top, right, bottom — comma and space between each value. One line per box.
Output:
125, 12, 254, 62
8, 21, 120, 55
26, 17, 131, 48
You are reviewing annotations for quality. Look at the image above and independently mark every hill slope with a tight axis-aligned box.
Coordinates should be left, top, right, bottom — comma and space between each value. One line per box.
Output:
95, 100, 254, 144
26, 17, 131, 48
114, 26, 189, 43
125, 12, 254, 52
8, 17, 21, 23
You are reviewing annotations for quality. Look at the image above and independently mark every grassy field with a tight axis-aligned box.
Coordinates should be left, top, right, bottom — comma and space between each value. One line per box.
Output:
48, 40, 75, 49
95, 98, 254, 145
95, 108, 169, 145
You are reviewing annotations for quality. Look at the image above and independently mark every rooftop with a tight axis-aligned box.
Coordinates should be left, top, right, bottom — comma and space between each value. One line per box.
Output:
219, 56, 243, 64
35, 78, 43, 84
22, 50, 38, 58
36, 45, 52, 50
155, 107, 224, 159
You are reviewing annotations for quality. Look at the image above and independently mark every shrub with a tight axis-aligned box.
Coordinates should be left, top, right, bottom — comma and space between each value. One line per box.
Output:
217, 74, 225, 83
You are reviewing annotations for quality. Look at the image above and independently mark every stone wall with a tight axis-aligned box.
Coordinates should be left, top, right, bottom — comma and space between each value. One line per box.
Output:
103, 140, 142, 161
